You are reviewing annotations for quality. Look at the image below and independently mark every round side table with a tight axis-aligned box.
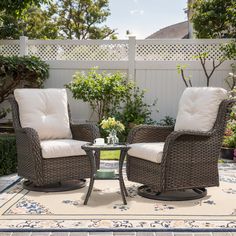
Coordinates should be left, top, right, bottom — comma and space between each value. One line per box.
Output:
81, 143, 130, 205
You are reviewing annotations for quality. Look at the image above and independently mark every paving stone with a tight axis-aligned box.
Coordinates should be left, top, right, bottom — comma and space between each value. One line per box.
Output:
69, 233, 88, 236
11, 233, 31, 236
173, 233, 193, 236
90, 233, 112, 235
50, 233, 69, 236
192, 233, 212, 236
155, 233, 173, 236
0, 233, 12, 236
212, 233, 233, 236
136, 232, 155, 236
31, 233, 51, 236
0, 173, 17, 181
113, 232, 136, 236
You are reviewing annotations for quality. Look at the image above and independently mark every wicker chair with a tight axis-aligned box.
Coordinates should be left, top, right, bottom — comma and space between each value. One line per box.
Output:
10, 88, 100, 192
127, 87, 234, 200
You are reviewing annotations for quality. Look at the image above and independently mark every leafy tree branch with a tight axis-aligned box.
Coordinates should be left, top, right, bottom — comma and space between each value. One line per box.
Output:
190, 0, 236, 38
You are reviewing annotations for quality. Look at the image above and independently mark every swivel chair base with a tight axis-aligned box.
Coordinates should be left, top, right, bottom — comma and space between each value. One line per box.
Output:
138, 185, 207, 201
23, 179, 86, 192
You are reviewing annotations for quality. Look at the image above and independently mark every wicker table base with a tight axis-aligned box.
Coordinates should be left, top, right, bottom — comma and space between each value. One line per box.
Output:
138, 185, 207, 201
23, 179, 86, 192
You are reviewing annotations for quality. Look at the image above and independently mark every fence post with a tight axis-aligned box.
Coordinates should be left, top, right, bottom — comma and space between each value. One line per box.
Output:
19, 36, 28, 56
128, 36, 136, 81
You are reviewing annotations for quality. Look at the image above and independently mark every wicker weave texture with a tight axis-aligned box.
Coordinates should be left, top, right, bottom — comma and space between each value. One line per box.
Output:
10, 97, 100, 186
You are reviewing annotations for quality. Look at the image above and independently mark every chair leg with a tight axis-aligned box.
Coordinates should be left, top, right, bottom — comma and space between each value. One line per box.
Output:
22, 179, 86, 192
138, 185, 207, 201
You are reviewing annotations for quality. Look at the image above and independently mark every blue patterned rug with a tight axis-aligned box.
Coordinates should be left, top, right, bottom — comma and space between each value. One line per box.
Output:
0, 163, 235, 232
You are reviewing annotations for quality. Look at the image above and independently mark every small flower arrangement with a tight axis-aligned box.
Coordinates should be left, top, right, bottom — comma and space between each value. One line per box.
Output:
221, 87, 236, 160
100, 117, 125, 133
222, 119, 236, 148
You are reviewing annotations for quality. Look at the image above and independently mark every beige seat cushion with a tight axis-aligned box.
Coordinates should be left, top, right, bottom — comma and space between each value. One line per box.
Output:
40, 139, 88, 159
128, 142, 165, 163
174, 87, 227, 132
14, 89, 72, 140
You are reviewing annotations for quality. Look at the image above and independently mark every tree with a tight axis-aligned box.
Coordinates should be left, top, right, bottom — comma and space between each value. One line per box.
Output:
0, 0, 49, 17
190, 0, 236, 38
52, 0, 116, 39
178, 41, 236, 87
0, 0, 116, 40
0, 55, 49, 119
0, 5, 59, 39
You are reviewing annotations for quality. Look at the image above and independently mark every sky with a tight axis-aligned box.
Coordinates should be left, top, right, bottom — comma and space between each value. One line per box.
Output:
106, 0, 188, 39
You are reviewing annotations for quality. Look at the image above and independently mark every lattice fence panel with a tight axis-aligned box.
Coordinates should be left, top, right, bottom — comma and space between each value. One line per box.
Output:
136, 43, 224, 61
28, 43, 128, 61
0, 44, 20, 56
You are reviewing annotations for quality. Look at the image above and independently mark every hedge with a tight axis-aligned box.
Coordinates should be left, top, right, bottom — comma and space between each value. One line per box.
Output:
0, 134, 17, 176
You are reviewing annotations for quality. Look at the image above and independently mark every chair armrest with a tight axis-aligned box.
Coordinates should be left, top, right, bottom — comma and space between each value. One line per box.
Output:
15, 127, 44, 180
70, 123, 100, 142
15, 127, 41, 150
127, 125, 174, 144
161, 129, 214, 167
163, 129, 213, 156
164, 130, 213, 146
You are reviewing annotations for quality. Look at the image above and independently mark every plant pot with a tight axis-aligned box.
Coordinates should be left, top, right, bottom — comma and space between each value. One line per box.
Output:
220, 147, 234, 160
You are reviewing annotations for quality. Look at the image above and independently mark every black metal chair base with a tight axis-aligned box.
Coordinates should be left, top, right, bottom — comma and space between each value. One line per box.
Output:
138, 185, 207, 201
23, 179, 86, 192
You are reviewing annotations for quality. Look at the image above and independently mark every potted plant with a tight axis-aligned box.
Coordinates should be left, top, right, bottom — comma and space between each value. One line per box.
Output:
221, 111, 236, 159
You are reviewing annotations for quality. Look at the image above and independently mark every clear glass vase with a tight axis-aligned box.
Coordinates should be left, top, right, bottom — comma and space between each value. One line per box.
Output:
107, 129, 119, 144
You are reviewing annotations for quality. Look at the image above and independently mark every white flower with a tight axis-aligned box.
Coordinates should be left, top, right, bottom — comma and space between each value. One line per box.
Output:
229, 72, 236, 78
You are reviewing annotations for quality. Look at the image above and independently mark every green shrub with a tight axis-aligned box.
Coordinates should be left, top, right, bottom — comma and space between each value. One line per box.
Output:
65, 67, 134, 121
0, 55, 49, 119
157, 116, 176, 126
0, 134, 17, 176
114, 87, 157, 141
66, 67, 159, 141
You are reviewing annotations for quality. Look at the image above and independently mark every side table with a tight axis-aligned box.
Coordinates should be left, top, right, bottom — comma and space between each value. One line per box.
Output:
81, 143, 130, 205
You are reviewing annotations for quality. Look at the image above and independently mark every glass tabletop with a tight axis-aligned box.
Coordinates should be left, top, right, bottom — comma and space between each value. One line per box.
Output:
81, 142, 130, 150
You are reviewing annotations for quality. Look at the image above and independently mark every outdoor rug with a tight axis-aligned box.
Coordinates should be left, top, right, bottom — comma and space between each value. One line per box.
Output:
0, 163, 236, 232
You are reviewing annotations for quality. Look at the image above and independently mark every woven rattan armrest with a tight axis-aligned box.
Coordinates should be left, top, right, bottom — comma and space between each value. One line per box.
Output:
15, 127, 41, 147
15, 127, 41, 155
127, 125, 174, 144
164, 130, 213, 147
70, 123, 100, 142
15, 127, 43, 171
163, 129, 213, 156
161, 129, 214, 167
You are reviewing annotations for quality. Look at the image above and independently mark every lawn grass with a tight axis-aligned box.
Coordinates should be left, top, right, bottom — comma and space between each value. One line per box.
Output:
100, 150, 120, 160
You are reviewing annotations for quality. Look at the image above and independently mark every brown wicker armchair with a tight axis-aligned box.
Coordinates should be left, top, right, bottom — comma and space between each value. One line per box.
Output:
10, 88, 100, 192
126, 87, 234, 200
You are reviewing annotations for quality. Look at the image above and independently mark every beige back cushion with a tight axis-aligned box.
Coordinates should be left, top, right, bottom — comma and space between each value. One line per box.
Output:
174, 87, 228, 132
14, 89, 72, 140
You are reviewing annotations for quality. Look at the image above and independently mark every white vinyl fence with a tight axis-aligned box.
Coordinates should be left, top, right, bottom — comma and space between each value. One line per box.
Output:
0, 36, 234, 122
